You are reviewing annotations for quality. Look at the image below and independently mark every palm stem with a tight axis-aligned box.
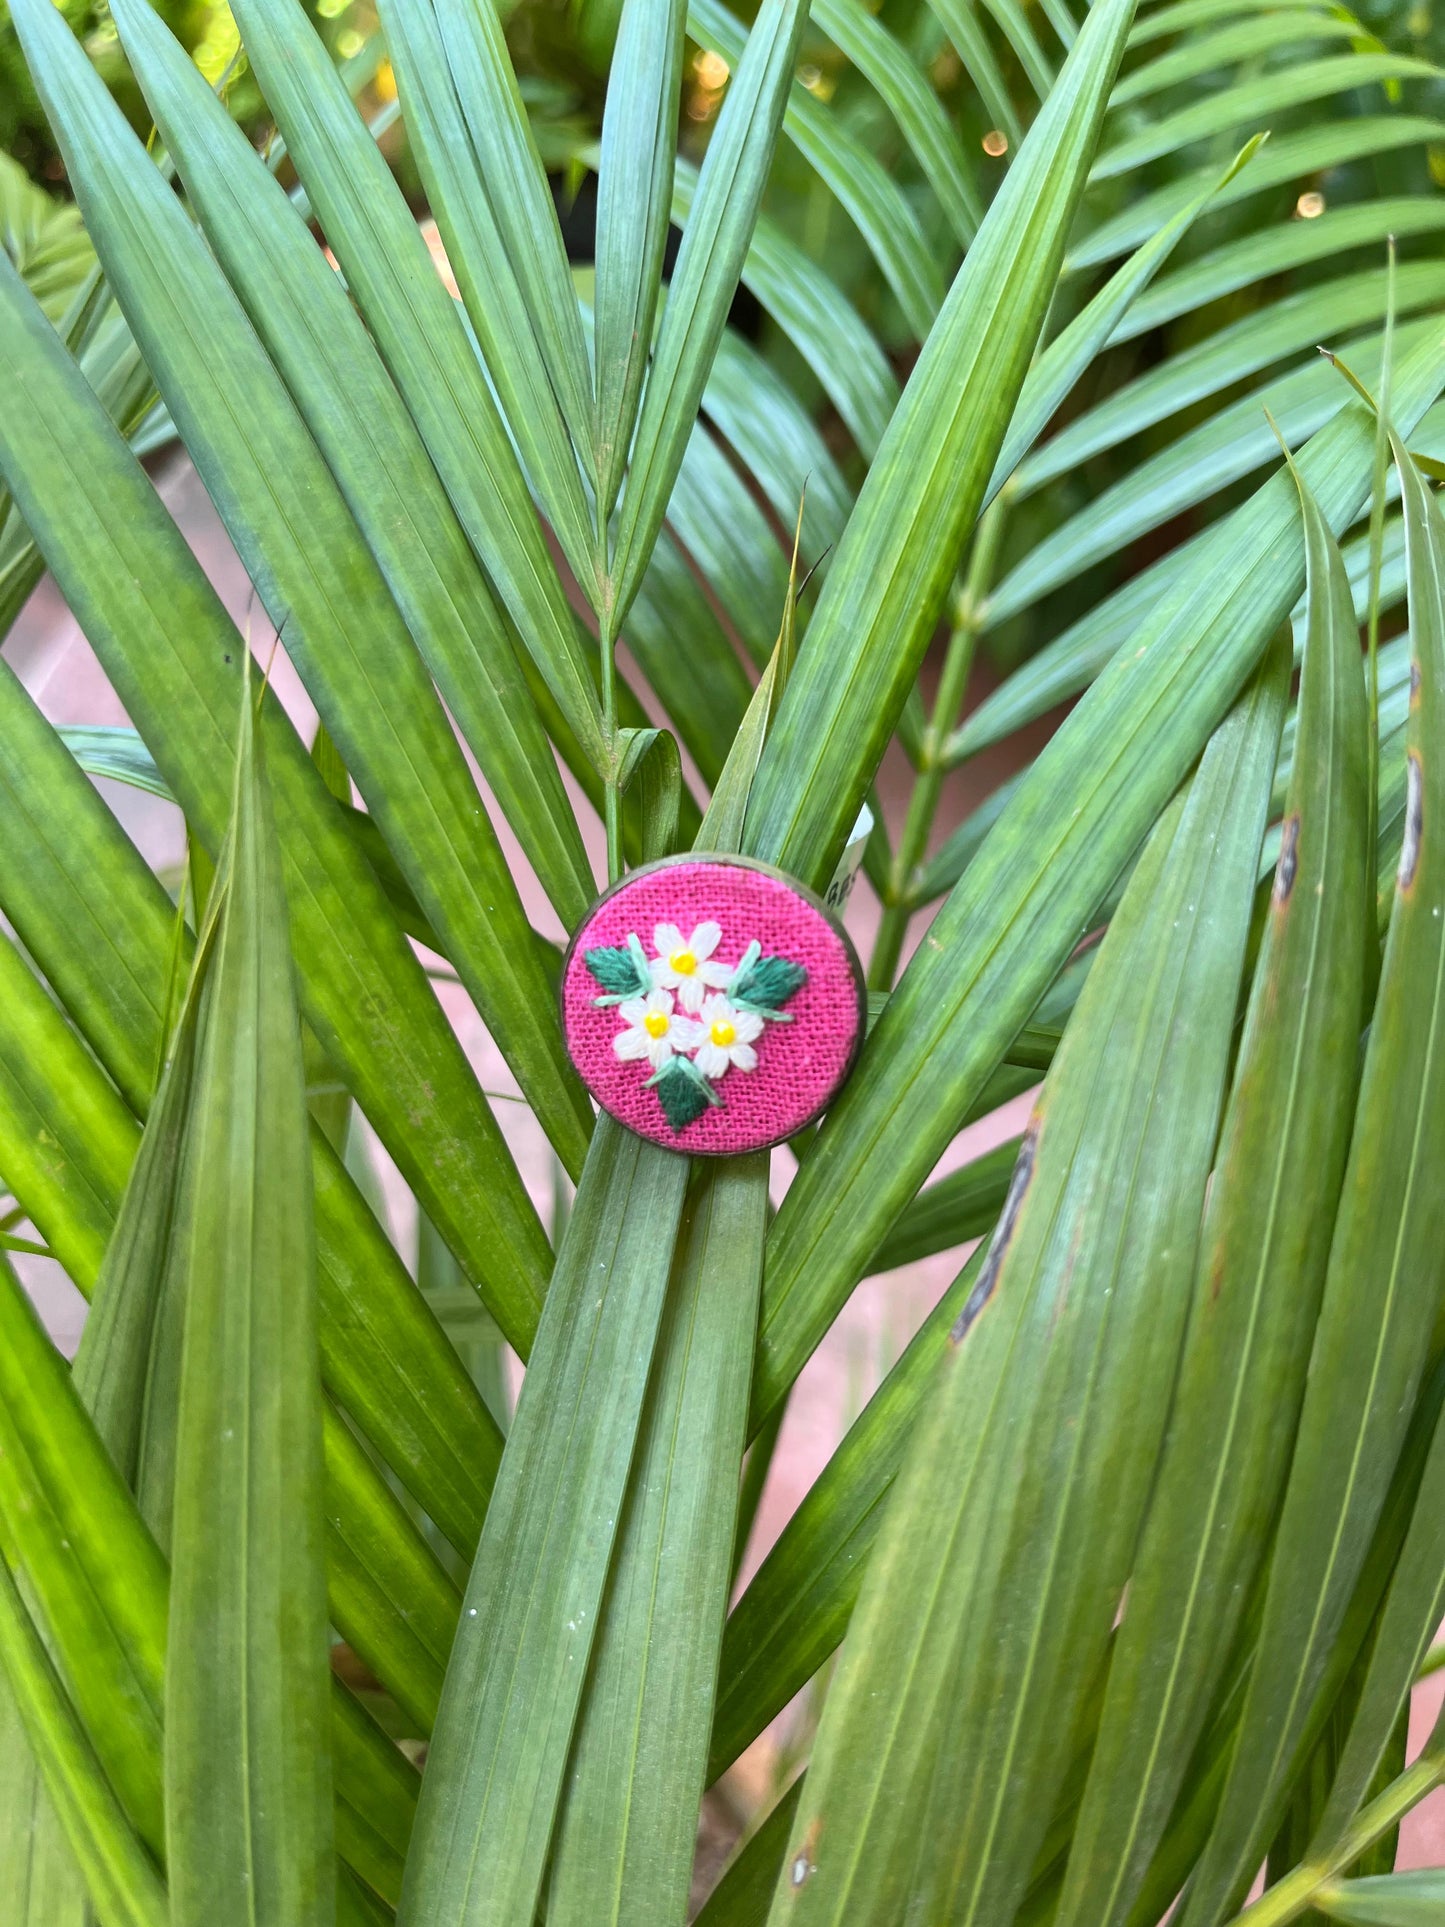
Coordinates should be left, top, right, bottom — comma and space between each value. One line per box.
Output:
868, 495, 1008, 989
1231, 1703, 1445, 1927
599, 584, 623, 883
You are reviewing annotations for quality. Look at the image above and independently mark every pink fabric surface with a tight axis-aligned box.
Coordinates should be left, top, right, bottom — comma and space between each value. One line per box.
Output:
562, 858, 864, 1154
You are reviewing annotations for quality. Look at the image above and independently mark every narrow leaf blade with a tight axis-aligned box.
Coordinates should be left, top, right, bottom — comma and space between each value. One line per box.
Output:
743, 0, 1140, 887
548, 1159, 767, 1925
1055, 458, 1372, 1927
0, 1540, 166, 1927
1178, 429, 1445, 1926
165, 692, 334, 1923
397, 1125, 690, 1927
593, 0, 685, 520
610, 0, 811, 621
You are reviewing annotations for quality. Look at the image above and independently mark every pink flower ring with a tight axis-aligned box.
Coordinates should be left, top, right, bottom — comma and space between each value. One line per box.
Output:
561, 855, 866, 1155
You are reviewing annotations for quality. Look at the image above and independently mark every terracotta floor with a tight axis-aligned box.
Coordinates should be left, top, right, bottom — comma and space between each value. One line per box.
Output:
8, 446, 1442, 1883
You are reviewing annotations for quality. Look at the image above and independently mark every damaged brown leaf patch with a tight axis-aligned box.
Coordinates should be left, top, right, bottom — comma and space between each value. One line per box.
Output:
1274, 813, 1300, 903
951, 1118, 1038, 1345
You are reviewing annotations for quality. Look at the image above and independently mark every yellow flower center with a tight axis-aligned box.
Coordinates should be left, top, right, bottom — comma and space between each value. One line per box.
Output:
669, 948, 698, 976
644, 1010, 670, 1039
710, 1019, 737, 1048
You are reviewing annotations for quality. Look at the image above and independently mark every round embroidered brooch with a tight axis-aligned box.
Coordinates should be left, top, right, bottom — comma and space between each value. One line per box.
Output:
561, 855, 866, 1155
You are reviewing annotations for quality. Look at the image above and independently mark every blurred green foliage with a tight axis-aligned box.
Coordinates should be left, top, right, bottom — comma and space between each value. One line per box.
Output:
0, 0, 378, 183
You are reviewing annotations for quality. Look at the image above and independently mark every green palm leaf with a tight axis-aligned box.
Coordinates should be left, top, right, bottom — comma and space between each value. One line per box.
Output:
710, 1241, 989, 1780
0, 1233, 169, 1855
163, 686, 334, 1924
986, 132, 1263, 505
0, 1539, 166, 1927
5, 0, 1445, 1910
764, 642, 1286, 1925
373, 0, 600, 593
696, 1781, 804, 1927
228, 0, 607, 762
0, 760, 430, 1909
988, 319, 1432, 629
396, 1125, 690, 1926
811, 0, 982, 244
985, 0, 1055, 95
671, 158, 898, 455
745, 0, 1139, 886
751, 324, 1445, 1441
1317, 1872, 1445, 1925
110, 0, 595, 933
432, 0, 598, 461
925, 0, 1021, 140
548, 1159, 767, 1924
0, 149, 93, 317
1113, 10, 1359, 104
686, 0, 944, 338
1070, 117, 1445, 269
0, 1689, 88, 1927
1117, 197, 1445, 341
0, 693, 481, 1765
0, 636, 504, 1557
609, 0, 812, 622
593, 0, 686, 523
1013, 265, 1445, 501
1093, 53, 1440, 181
1176, 426, 1445, 1927
0, 1191, 423, 1904
0, 932, 136, 1289
10, 0, 593, 1170
0, 246, 553, 1349
1053, 452, 1372, 1927
1304, 1394, 1445, 1864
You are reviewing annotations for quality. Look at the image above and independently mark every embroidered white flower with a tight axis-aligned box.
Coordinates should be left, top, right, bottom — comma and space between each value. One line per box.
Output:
584, 915, 811, 1134
691, 993, 764, 1079
613, 987, 703, 1071
648, 921, 732, 1013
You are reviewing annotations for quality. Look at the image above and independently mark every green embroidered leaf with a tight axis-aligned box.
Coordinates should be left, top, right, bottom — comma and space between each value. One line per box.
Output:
730, 952, 807, 1015
585, 943, 653, 1001
648, 1055, 720, 1132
